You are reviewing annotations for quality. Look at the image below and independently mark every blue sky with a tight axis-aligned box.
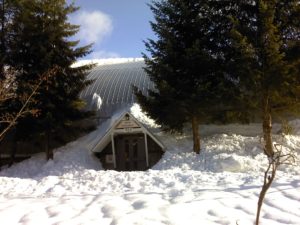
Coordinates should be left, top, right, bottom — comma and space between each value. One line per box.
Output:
68, 0, 155, 59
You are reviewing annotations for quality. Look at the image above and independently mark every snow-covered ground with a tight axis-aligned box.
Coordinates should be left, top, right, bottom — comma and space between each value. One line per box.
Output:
0, 105, 299, 225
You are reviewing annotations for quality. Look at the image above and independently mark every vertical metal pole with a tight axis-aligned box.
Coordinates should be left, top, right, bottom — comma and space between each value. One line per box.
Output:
144, 133, 149, 167
111, 133, 117, 168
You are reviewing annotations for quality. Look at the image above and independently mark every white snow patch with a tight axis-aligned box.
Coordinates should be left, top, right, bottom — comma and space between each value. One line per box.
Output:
92, 93, 102, 110
72, 58, 144, 68
0, 117, 300, 224
130, 103, 159, 128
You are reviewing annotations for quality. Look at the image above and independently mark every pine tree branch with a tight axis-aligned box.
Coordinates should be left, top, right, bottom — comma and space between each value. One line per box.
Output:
0, 67, 58, 141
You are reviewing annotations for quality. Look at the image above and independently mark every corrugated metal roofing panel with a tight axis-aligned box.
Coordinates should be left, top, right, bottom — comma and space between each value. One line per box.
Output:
81, 61, 153, 116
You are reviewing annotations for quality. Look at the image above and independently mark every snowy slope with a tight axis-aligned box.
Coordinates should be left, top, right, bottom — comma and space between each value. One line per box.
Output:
0, 104, 299, 225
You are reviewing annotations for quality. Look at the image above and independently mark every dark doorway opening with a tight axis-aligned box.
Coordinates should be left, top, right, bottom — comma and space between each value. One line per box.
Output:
94, 131, 164, 171
115, 134, 146, 171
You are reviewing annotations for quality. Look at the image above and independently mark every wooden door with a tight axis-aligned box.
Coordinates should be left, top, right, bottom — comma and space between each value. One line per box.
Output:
115, 134, 146, 171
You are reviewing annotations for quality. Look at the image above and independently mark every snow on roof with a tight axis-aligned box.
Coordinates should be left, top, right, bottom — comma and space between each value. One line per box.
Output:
90, 104, 164, 153
71, 57, 144, 68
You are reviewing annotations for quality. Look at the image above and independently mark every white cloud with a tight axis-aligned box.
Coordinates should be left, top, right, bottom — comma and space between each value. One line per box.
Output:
73, 10, 113, 44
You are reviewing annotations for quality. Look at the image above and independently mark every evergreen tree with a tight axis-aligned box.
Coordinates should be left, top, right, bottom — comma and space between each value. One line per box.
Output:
226, 0, 300, 157
0, 0, 17, 79
8, 0, 93, 159
0, 0, 6, 78
135, 0, 235, 154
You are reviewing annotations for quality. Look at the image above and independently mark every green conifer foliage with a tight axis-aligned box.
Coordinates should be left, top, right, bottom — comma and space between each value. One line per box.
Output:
0, 0, 6, 78
135, 0, 235, 154
7, 0, 94, 156
227, 0, 300, 157
0, 0, 17, 79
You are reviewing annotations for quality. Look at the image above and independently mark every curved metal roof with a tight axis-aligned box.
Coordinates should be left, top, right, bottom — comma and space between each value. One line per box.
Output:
80, 61, 154, 116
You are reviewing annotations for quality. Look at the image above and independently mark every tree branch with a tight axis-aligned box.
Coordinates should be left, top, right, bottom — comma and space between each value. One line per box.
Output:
0, 66, 59, 141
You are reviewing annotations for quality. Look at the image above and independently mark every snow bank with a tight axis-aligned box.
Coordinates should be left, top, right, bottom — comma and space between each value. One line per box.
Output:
1, 106, 299, 177
0, 135, 101, 178
153, 133, 300, 174
0, 105, 299, 225
1, 124, 299, 180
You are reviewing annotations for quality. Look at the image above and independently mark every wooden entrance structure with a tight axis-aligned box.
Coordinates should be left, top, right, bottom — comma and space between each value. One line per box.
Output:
92, 112, 165, 171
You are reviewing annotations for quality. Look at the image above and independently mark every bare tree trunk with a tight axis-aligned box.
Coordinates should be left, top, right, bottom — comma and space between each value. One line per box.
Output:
46, 129, 53, 160
8, 147, 16, 167
8, 132, 17, 167
262, 96, 274, 157
256, 161, 277, 225
192, 116, 200, 154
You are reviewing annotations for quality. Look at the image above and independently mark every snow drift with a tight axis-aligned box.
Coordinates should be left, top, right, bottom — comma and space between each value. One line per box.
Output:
0, 104, 299, 225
